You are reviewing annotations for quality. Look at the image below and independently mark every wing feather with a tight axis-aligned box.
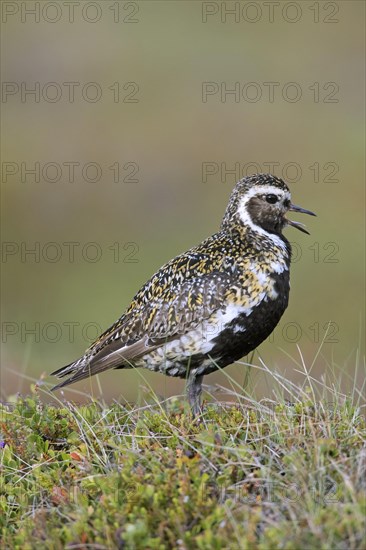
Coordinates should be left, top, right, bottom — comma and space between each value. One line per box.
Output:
51, 233, 242, 389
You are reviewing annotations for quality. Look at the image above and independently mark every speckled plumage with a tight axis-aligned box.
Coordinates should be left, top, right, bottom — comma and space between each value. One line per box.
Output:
51, 173, 315, 414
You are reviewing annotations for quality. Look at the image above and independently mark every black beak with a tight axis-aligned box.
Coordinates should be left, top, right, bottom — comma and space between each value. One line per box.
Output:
287, 203, 316, 235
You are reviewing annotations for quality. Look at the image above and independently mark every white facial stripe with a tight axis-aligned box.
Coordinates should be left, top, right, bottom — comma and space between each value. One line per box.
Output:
237, 185, 291, 250
241, 185, 291, 202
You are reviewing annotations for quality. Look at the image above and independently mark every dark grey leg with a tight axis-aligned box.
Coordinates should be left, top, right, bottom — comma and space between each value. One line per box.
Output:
186, 373, 203, 417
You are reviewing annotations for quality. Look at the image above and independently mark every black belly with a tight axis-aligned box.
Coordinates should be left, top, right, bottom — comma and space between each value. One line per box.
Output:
177, 271, 290, 377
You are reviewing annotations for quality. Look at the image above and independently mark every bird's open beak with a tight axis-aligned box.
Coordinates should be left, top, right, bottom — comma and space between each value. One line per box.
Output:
286, 203, 316, 235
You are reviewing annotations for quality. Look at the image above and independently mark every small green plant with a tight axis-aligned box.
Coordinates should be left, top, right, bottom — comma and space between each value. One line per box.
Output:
1, 360, 365, 550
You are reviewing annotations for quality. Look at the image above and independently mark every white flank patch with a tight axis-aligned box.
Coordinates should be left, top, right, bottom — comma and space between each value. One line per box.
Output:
150, 301, 252, 362
270, 260, 287, 274
255, 270, 268, 285
215, 302, 251, 325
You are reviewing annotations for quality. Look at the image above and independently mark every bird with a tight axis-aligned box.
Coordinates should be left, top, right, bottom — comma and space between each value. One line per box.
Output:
51, 173, 315, 415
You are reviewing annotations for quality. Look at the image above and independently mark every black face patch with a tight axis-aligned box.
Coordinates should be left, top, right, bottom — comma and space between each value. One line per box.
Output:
247, 196, 286, 234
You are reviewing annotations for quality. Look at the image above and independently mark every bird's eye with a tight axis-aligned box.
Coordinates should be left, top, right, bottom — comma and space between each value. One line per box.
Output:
266, 194, 278, 204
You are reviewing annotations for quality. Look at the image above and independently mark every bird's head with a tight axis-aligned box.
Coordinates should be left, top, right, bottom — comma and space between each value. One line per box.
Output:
221, 173, 316, 236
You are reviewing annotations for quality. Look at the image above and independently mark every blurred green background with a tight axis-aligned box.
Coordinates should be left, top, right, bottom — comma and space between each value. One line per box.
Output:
1, 1, 364, 403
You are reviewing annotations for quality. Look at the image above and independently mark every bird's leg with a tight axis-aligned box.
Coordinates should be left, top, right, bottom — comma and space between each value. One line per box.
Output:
186, 372, 203, 417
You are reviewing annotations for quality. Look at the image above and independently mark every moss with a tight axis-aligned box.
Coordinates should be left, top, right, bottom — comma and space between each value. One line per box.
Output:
0, 394, 365, 549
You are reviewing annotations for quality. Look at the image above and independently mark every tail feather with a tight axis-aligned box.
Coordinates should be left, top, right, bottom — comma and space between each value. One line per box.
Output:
50, 354, 121, 391
51, 336, 158, 391
51, 358, 83, 379
50, 357, 89, 391
51, 366, 95, 391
